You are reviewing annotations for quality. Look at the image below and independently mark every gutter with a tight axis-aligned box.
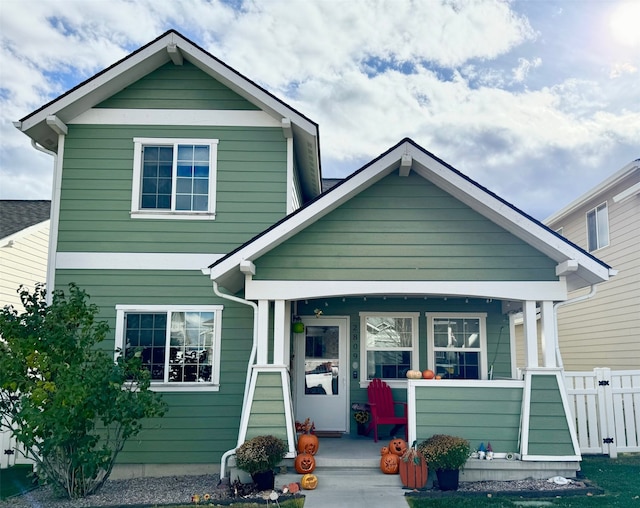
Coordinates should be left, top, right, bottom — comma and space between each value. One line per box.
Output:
210, 280, 258, 480
553, 285, 597, 369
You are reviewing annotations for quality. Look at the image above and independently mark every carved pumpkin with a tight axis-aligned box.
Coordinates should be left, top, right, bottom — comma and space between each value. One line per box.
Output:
301, 473, 318, 490
422, 369, 435, 379
294, 452, 316, 473
389, 438, 408, 456
380, 450, 400, 474
380, 446, 389, 455
297, 433, 319, 455
406, 370, 422, 379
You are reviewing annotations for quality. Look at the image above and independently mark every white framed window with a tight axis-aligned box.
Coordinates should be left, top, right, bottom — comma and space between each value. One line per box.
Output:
360, 312, 419, 387
586, 202, 609, 252
131, 138, 218, 219
427, 313, 488, 380
115, 305, 223, 391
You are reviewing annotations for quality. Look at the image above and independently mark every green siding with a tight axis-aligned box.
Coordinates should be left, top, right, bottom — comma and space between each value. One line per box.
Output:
414, 385, 523, 452
54, 269, 254, 464
255, 171, 558, 281
246, 372, 288, 441
97, 61, 260, 110
58, 125, 287, 253
527, 374, 575, 456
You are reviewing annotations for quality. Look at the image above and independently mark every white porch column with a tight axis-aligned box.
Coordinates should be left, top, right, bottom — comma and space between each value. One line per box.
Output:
273, 300, 286, 364
256, 299, 270, 364
540, 300, 557, 368
523, 300, 539, 368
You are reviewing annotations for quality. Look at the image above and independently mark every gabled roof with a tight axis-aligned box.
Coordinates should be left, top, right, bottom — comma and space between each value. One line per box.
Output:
15, 29, 322, 199
208, 138, 613, 294
0, 200, 50, 239
545, 159, 640, 225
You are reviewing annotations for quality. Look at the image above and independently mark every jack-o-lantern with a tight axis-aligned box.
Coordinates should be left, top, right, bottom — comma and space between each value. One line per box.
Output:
389, 438, 408, 456
297, 433, 319, 455
301, 473, 318, 490
294, 452, 316, 473
380, 449, 400, 474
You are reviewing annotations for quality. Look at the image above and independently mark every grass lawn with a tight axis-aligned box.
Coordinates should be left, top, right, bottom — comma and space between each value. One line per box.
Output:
406, 454, 640, 508
0, 464, 37, 500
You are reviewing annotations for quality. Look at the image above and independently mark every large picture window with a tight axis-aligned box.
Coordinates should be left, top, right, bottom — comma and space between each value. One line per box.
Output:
586, 202, 609, 252
427, 313, 487, 380
131, 138, 218, 218
115, 305, 223, 391
360, 313, 419, 384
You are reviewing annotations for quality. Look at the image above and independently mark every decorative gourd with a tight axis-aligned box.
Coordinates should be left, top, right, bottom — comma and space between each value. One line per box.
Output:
389, 438, 408, 456
406, 370, 422, 379
294, 452, 316, 473
422, 369, 435, 379
380, 447, 400, 474
286, 482, 301, 494
297, 433, 319, 455
301, 473, 318, 490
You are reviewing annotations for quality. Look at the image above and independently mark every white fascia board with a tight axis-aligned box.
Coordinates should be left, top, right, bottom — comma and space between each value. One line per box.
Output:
209, 147, 402, 281
69, 108, 282, 127
408, 146, 611, 284
244, 280, 568, 301
56, 252, 222, 270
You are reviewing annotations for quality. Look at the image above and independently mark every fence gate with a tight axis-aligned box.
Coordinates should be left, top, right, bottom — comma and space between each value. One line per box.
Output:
565, 368, 640, 458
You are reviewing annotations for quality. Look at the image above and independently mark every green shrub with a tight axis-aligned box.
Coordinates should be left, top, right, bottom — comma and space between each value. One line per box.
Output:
235, 435, 288, 475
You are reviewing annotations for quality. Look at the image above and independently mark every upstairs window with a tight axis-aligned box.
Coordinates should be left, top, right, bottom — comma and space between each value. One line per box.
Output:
587, 202, 609, 252
131, 138, 218, 219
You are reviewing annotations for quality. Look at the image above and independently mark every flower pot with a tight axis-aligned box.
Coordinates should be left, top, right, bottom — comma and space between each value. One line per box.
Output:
251, 470, 275, 491
357, 422, 368, 435
436, 469, 460, 491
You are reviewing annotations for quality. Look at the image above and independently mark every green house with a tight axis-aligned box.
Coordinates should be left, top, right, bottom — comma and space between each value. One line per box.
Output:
15, 30, 614, 479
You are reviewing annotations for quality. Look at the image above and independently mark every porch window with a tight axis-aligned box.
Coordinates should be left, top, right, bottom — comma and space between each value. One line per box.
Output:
115, 305, 223, 391
586, 202, 609, 252
427, 313, 487, 380
360, 313, 419, 382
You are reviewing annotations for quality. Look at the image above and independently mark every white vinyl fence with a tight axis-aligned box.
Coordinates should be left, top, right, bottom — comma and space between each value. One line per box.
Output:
565, 368, 640, 458
0, 426, 34, 469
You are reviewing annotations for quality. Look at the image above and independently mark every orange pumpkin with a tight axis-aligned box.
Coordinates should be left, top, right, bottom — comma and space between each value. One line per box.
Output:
297, 433, 319, 455
301, 473, 318, 490
422, 369, 435, 379
380, 450, 400, 474
294, 452, 316, 473
389, 438, 408, 456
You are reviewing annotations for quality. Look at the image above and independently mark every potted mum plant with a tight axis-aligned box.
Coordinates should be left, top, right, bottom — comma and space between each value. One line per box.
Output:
235, 435, 288, 490
417, 434, 471, 491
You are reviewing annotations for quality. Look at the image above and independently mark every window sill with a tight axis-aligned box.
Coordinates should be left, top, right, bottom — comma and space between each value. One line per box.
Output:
359, 379, 408, 389
149, 383, 220, 392
130, 211, 216, 220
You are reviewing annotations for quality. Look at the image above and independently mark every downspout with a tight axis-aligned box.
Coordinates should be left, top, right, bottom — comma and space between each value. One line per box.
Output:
553, 285, 597, 369
211, 280, 258, 480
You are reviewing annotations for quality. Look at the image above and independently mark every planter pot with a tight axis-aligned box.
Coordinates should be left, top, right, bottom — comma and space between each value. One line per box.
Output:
436, 468, 460, 491
400, 453, 428, 489
357, 422, 368, 435
251, 470, 275, 491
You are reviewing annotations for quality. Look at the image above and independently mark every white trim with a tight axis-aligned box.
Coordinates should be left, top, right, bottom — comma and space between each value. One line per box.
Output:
56, 252, 222, 270
508, 313, 518, 379
47, 134, 65, 303
426, 312, 489, 380
244, 279, 568, 301
359, 312, 420, 384
521, 454, 581, 462
286, 136, 294, 214
131, 138, 218, 217
257, 300, 269, 364
408, 379, 525, 389
114, 304, 223, 392
613, 181, 640, 203
407, 380, 417, 444
585, 201, 609, 252
69, 108, 281, 127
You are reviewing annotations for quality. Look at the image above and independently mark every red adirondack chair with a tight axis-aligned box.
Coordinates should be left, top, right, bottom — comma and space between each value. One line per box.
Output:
366, 378, 408, 442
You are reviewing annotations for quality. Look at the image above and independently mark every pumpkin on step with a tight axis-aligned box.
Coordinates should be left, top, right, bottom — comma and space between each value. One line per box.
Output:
380, 446, 399, 474
301, 473, 318, 490
297, 432, 319, 455
389, 437, 408, 456
294, 452, 316, 473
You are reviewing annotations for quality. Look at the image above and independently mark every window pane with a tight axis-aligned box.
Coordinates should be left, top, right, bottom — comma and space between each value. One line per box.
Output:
168, 312, 214, 383
596, 205, 609, 248
365, 317, 412, 348
176, 177, 192, 194
194, 164, 209, 177
367, 351, 411, 379
175, 194, 191, 211
587, 209, 597, 251
125, 312, 166, 381
177, 164, 193, 178
435, 351, 479, 380
192, 195, 208, 211
193, 145, 209, 161
433, 318, 480, 348
141, 146, 174, 210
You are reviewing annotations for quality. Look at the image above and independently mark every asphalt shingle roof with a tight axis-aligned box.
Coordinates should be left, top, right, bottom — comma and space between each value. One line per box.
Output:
0, 200, 51, 239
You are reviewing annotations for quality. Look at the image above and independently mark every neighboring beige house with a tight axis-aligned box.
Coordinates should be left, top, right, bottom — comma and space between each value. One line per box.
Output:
543, 160, 639, 371
0, 200, 50, 312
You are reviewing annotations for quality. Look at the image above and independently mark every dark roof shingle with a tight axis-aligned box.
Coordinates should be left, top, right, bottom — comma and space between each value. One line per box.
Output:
0, 200, 51, 239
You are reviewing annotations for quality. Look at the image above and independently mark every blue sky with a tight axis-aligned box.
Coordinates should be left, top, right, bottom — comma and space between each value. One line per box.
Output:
1, 0, 638, 220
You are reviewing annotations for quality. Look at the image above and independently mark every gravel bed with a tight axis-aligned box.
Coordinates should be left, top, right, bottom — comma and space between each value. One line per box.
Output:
1, 474, 590, 507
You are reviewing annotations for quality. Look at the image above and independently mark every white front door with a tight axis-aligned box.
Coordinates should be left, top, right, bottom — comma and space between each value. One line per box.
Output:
294, 317, 349, 432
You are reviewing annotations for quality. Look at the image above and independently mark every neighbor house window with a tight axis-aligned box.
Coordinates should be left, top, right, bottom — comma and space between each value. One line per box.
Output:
360, 313, 419, 383
586, 202, 609, 252
427, 313, 487, 380
131, 138, 218, 218
115, 305, 223, 391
